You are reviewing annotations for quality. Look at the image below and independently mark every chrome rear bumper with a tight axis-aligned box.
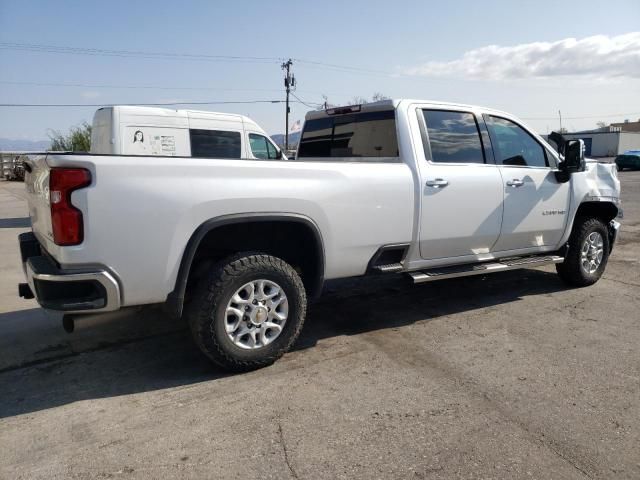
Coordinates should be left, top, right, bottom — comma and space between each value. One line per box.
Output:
19, 232, 121, 314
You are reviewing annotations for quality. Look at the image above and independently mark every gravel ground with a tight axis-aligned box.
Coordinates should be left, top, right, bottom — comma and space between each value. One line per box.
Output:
0, 171, 638, 479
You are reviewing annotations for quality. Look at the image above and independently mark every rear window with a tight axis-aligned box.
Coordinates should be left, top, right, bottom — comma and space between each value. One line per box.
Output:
190, 129, 241, 158
297, 110, 399, 160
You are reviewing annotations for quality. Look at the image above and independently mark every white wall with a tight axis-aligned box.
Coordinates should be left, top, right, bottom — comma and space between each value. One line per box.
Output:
618, 133, 640, 153
563, 132, 619, 157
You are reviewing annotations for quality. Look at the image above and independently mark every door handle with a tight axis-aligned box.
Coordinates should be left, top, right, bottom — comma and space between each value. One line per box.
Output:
506, 179, 524, 187
426, 178, 449, 188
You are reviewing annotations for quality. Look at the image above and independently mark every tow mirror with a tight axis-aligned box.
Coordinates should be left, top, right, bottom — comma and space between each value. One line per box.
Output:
549, 132, 585, 182
549, 132, 585, 178
563, 139, 585, 174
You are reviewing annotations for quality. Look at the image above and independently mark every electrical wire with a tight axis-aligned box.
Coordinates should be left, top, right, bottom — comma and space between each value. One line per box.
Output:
521, 112, 640, 120
0, 100, 301, 107
0, 42, 397, 76
0, 79, 284, 93
0, 42, 282, 64
294, 59, 397, 77
290, 92, 322, 109
0, 80, 351, 98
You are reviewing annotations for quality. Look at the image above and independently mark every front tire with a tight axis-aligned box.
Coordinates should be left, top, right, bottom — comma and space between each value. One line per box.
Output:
556, 217, 610, 287
186, 253, 307, 371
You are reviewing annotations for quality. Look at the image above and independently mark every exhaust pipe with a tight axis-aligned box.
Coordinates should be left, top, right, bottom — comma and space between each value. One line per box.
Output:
18, 282, 34, 299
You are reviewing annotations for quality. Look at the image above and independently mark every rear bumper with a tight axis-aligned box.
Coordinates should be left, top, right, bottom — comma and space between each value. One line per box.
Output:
19, 232, 121, 314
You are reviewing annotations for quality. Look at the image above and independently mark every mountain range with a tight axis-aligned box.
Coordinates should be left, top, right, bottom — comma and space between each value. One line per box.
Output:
270, 131, 301, 148
0, 138, 50, 151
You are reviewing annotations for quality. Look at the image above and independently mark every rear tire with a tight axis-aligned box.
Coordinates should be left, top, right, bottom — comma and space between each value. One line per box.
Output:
556, 217, 610, 287
186, 253, 307, 372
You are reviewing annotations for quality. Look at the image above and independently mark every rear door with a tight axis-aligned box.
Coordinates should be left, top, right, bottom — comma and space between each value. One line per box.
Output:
485, 115, 570, 251
418, 109, 504, 260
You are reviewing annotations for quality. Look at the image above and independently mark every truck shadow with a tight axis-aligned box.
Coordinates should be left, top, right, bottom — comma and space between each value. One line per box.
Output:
0, 269, 570, 418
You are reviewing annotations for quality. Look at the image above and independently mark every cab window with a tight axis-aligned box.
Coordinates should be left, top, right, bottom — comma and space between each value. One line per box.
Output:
249, 133, 280, 160
190, 129, 241, 158
422, 110, 485, 164
486, 116, 548, 167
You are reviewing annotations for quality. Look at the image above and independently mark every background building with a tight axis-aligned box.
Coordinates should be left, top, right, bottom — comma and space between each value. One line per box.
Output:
545, 119, 640, 157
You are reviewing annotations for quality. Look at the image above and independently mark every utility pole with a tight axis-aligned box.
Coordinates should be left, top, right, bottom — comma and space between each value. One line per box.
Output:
282, 59, 294, 150
558, 110, 563, 132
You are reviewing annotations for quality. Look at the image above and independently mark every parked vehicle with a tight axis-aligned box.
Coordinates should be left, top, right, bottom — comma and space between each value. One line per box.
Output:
0, 154, 26, 181
615, 150, 640, 171
19, 100, 621, 371
90, 106, 284, 159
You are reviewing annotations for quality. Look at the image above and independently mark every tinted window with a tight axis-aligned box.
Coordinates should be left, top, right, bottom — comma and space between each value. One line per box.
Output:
487, 116, 547, 167
249, 133, 279, 159
267, 140, 277, 158
297, 110, 399, 160
422, 110, 485, 163
190, 129, 241, 158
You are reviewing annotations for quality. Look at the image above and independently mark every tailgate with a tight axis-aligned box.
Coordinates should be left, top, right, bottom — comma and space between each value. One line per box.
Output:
23, 155, 55, 251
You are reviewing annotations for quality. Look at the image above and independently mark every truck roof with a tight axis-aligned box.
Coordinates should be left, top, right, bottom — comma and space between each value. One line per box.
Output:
304, 99, 511, 121
96, 105, 262, 128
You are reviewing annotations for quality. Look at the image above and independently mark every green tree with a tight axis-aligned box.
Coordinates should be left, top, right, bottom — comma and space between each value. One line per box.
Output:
371, 92, 389, 102
48, 122, 92, 152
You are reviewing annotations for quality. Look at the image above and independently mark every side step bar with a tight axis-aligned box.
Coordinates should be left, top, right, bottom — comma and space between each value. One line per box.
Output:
409, 255, 564, 284
372, 263, 404, 273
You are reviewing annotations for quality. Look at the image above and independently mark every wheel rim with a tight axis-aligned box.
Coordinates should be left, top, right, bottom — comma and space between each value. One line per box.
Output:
224, 279, 288, 350
580, 231, 604, 274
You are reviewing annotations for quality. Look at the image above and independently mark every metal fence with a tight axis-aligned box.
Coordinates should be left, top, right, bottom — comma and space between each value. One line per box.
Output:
0, 152, 37, 181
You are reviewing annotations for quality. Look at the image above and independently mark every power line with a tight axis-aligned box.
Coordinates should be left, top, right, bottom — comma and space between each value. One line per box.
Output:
0, 42, 282, 64
294, 59, 396, 77
291, 92, 322, 109
0, 79, 283, 92
521, 112, 640, 120
0, 42, 398, 76
0, 100, 303, 107
0, 80, 356, 101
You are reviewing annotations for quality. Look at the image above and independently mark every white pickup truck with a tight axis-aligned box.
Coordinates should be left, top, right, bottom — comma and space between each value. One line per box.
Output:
19, 100, 621, 371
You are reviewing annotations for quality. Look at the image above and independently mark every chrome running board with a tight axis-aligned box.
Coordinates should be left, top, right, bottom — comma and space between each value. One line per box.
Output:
409, 255, 564, 284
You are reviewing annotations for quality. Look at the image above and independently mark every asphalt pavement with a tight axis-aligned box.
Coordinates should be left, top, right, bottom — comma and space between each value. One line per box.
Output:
0, 171, 639, 479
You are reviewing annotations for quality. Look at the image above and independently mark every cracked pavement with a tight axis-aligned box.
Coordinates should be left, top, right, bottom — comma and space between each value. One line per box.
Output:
1, 170, 639, 479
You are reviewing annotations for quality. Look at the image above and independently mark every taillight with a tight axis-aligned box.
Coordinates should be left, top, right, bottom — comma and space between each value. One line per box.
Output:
49, 168, 91, 246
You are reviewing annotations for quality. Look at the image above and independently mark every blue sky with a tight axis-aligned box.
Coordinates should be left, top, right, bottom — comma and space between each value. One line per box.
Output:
1, 0, 639, 140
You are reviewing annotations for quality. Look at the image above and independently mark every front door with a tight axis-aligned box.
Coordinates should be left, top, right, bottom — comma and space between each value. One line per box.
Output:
485, 115, 570, 252
418, 109, 504, 260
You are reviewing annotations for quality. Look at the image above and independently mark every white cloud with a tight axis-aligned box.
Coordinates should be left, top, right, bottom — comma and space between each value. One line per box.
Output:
404, 33, 640, 80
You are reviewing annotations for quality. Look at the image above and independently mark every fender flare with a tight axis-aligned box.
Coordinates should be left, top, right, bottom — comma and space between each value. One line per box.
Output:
559, 199, 620, 250
165, 212, 325, 318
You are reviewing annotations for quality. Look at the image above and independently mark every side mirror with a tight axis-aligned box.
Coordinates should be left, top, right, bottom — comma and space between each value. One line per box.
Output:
563, 139, 585, 174
275, 149, 283, 160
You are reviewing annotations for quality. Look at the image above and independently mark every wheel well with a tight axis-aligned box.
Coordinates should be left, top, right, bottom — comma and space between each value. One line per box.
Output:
575, 201, 618, 224
168, 216, 324, 318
